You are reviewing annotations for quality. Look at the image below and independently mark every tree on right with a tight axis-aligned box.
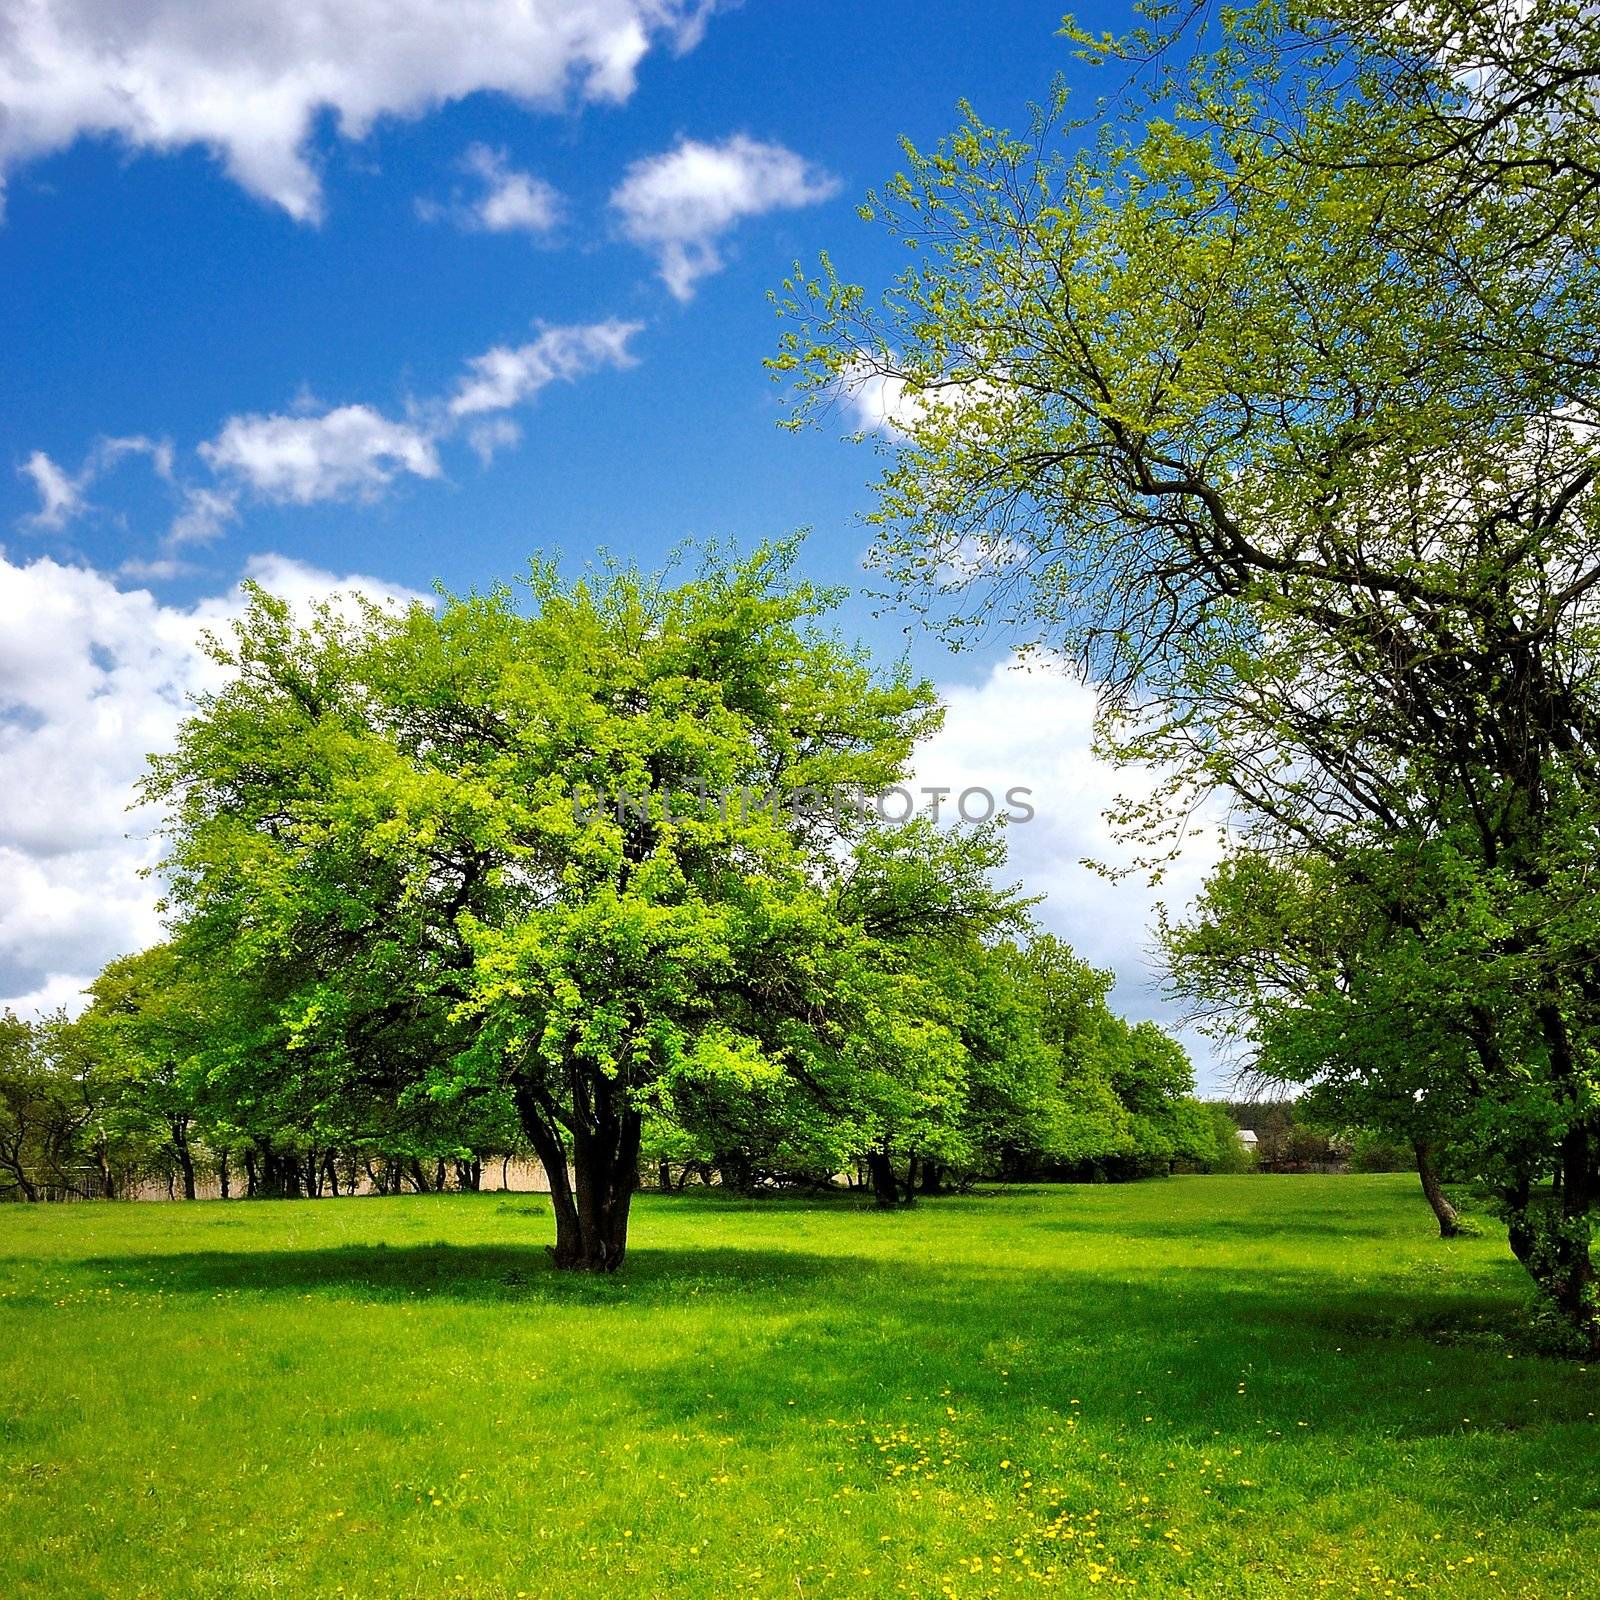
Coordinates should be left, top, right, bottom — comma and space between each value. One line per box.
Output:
779, 0, 1600, 1349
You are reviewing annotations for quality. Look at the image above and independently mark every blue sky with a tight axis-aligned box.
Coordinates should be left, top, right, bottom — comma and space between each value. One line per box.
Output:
0, 1, 1233, 1086
2, 0, 1126, 646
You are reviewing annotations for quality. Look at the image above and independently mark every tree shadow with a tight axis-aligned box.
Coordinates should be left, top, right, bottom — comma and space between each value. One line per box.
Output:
601, 1253, 1600, 1457
80, 1240, 860, 1309
1027, 1215, 1406, 1241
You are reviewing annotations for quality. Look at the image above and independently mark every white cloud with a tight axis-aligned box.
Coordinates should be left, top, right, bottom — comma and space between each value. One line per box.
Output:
915, 655, 1232, 1090
448, 318, 641, 416
16, 436, 176, 532
199, 405, 443, 504
23, 317, 640, 555
0, 1, 715, 223
841, 361, 926, 434
837, 355, 1006, 440
18, 450, 86, 530
99, 435, 176, 482
195, 318, 639, 510
452, 143, 563, 234
610, 134, 839, 299
0, 550, 429, 1019
466, 417, 523, 465
1, 972, 94, 1021
167, 486, 239, 549
118, 556, 199, 583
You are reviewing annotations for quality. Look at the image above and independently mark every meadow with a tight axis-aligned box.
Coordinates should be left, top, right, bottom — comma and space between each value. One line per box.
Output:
1, 1176, 1596, 1600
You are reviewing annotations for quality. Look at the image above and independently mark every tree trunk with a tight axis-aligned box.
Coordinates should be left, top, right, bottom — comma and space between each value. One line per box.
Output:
259, 1149, 300, 1199
244, 1148, 259, 1199
515, 1079, 640, 1272
658, 1160, 672, 1191
95, 1138, 117, 1201
867, 1151, 900, 1208
172, 1120, 197, 1201
570, 1114, 641, 1271
715, 1149, 753, 1193
1, 1145, 39, 1203
217, 1149, 230, 1200
1506, 1188, 1600, 1356
1413, 1140, 1460, 1238
1505, 1004, 1600, 1355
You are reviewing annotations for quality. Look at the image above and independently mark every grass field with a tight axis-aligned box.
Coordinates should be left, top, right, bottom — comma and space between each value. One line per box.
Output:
1, 1176, 1597, 1599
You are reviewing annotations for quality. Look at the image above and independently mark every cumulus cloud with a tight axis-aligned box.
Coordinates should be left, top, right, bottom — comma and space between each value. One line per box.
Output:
20, 317, 641, 563
610, 134, 839, 299
0, 551, 429, 1019
423, 143, 563, 234
167, 486, 239, 549
200, 405, 443, 504
448, 318, 642, 416
0, 1, 715, 223
912, 655, 1232, 1090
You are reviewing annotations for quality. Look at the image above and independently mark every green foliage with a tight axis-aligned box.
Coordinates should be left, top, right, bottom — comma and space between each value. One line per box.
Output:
142, 543, 997, 1259
1348, 1128, 1412, 1175
1200, 1103, 1256, 1174
75, 544, 1202, 1229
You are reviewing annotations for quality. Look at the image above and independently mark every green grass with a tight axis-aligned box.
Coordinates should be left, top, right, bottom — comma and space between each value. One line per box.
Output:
1, 1177, 1597, 1599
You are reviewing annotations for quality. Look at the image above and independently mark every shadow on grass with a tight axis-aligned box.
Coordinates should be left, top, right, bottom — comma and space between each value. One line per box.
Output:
1027, 1215, 1407, 1241
68, 1224, 1600, 1486
80, 1240, 857, 1307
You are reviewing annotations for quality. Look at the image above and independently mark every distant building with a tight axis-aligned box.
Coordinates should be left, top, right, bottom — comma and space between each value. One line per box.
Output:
1236, 1128, 1259, 1148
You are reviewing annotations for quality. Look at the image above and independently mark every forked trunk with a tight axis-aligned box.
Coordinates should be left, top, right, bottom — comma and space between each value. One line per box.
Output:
516, 1079, 641, 1272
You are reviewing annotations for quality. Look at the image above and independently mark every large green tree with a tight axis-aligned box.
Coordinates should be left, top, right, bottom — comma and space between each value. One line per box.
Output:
146, 545, 940, 1268
780, 3, 1600, 1343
